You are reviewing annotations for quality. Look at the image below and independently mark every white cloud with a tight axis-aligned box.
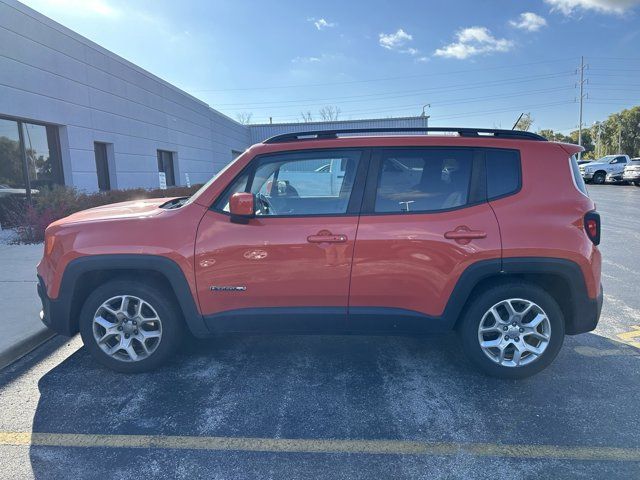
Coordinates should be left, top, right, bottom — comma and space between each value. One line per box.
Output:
509, 12, 548, 31
308, 17, 336, 30
379, 29, 413, 50
434, 26, 513, 60
545, 0, 640, 15
291, 53, 337, 64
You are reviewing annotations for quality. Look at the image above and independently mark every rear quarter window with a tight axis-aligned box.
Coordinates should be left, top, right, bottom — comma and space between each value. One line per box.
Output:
485, 149, 521, 199
569, 154, 589, 196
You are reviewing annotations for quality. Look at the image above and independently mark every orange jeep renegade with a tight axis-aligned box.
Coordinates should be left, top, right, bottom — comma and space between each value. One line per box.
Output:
37, 128, 603, 378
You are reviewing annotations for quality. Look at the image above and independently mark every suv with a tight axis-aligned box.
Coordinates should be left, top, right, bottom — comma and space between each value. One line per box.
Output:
622, 158, 640, 186
579, 154, 630, 184
37, 128, 603, 379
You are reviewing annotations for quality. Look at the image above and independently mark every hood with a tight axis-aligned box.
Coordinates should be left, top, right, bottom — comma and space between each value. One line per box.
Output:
52, 197, 176, 226
583, 161, 605, 168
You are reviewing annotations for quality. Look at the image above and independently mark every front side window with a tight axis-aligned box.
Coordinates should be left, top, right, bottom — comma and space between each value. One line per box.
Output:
215, 150, 361, 216
374, 148, 472, 213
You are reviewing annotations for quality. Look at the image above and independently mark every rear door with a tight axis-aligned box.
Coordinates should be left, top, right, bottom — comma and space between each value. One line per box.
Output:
348, 147, 503, 330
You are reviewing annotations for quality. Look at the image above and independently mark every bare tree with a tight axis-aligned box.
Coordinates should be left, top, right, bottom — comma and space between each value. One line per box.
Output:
514, 113, 534, 131
319, 105, 341, 121
300, 111, 314, 123
235, 112, 253, 125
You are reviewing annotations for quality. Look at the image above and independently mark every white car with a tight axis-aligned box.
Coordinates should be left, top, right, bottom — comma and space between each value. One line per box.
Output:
622, 158, 640, 186
579, 155, 630, 184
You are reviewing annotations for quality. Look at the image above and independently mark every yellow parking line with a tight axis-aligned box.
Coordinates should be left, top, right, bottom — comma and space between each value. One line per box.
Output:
617, 326, 640, 348
0, 432, 639, 462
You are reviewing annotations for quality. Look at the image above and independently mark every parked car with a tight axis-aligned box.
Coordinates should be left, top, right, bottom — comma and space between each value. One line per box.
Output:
37, 128, 602, 379
622, 158, 640, 186
579, 154, 630, 184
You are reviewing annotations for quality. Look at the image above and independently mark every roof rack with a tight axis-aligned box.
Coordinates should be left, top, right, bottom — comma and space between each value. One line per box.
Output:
263, 127, 547, 144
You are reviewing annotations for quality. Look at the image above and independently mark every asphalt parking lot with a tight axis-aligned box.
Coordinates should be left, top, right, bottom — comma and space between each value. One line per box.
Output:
0, 185, 638, 479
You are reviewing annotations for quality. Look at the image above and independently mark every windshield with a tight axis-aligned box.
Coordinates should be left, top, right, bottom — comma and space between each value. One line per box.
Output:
183, 153, 246, 206
597, 155, 617, 162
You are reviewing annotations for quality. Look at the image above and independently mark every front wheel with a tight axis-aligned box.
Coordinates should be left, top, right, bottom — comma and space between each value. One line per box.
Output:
458, 283, 564, 379
79, 279, 184, 373
592, 172, 606, 184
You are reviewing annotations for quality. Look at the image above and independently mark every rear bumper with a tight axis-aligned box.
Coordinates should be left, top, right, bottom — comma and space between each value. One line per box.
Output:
623, 174, 640, 182
567, 284, 603, 335
37, 275, 74, 336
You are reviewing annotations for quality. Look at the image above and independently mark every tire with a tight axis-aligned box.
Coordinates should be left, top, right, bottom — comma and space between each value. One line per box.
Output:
458, 283, 565, 379
635, 182, 640, 187
592, 171, 606, 184
79, 279, 184, 373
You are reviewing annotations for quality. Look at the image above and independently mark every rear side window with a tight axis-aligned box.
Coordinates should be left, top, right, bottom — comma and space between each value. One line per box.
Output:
569, 154, 589, 196
485, 149, 521, 199
374, 148, 473, 213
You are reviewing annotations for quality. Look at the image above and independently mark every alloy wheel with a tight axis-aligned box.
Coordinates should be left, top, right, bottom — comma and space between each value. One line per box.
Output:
477, 298, 551, 367
92, 295, 163, 362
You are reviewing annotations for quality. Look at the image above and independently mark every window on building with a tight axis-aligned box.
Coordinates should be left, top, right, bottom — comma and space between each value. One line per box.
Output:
0, 116, 63, 198
94, 142, 111, 191
374, 148, 472, 213
157, 150, 175, 186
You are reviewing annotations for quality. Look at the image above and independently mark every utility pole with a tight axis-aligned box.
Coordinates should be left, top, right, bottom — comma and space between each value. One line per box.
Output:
576, 56, 588, 160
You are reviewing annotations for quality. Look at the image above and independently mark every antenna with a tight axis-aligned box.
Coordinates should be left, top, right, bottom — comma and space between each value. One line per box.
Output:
512, 113, 524, 130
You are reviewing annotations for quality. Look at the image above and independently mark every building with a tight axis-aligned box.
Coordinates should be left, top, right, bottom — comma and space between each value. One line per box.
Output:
0, 0, 428, 196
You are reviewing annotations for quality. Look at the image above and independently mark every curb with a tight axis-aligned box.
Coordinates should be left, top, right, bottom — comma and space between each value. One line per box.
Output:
0, 328, 56, 370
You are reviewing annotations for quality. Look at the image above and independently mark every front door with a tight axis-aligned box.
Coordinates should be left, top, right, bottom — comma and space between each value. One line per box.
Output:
348, 147, 502, 330
195, 148, 367, 332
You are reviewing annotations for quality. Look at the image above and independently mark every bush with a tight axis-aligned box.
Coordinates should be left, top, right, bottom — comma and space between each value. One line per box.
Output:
3, 184, 201, 244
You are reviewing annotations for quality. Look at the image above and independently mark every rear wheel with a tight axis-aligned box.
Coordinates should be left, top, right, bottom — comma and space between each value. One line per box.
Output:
592, 171, 606, 184
79, 279, 183, 373
458, 283, 564, 379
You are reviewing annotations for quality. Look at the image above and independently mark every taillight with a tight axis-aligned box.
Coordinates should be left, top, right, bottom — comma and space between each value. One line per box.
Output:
584, 211, 601, 245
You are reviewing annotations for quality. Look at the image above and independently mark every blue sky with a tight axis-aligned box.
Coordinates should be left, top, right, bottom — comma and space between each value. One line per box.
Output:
21, 0, 640, 131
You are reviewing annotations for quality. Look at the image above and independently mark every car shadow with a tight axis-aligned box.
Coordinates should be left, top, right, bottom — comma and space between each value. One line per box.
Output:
27, 331, 640, 478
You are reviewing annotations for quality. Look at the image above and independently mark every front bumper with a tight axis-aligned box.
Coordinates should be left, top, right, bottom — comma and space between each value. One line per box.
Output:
581, 171, 593, 180
37, 275, 74, 336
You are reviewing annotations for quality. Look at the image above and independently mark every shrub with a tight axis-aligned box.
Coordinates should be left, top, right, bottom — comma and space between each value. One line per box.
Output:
4, 184, 201, 243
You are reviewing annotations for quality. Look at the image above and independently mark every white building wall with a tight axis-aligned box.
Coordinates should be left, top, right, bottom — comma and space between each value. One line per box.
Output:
0, 0, 250, 191
0, 0, 430, 193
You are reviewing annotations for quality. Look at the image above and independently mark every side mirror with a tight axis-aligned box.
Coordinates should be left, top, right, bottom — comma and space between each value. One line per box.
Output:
229, 192, 255, 223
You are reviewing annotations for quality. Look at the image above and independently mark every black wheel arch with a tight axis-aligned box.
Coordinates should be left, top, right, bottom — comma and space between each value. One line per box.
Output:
48, 255, 207, 337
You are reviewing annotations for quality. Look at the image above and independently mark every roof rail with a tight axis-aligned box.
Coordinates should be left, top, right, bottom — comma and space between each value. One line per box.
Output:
263, 127, 547, 144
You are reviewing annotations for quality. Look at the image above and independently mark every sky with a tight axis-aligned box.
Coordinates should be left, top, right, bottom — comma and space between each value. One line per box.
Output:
19, 0, 640, 132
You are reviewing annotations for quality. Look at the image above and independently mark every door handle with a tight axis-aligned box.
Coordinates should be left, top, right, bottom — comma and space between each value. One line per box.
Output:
444, 226, 487, 244
307, 231, 348, 243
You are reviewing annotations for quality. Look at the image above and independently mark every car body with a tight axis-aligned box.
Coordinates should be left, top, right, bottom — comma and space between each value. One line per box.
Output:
579, 154, 630, 184
37, 128, 603, 378
622, 158, 640, 186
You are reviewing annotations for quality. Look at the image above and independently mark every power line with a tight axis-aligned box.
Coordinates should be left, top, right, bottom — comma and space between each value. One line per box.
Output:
191, 57, 579, 93
215, 72, 575, 110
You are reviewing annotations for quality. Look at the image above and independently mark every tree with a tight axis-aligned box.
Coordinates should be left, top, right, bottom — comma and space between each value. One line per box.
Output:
299, 111, 314, 123
514, 113, 534, 131
235, 112, 253, 125
319, 106, 341, 121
